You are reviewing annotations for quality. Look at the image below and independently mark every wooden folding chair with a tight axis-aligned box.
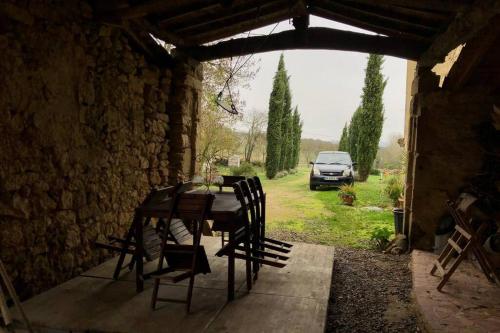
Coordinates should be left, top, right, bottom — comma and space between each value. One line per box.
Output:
251, 176, 293, 251
218, 175, 246, 192
95, 183, 192, 280
218, 175, 246, 247
431, 193, 500, 291
216, 181, 287, 281
150, 192, 214, 313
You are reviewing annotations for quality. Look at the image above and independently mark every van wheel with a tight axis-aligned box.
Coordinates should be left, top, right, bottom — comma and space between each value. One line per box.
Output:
310, 184, 316, 191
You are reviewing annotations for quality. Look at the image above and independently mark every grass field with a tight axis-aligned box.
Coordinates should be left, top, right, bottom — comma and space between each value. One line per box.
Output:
258, 167, 394, 249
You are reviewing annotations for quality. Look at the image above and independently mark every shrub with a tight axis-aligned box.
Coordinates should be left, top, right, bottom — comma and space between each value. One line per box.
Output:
384, 176, 404, 207
252, 161, 264, 168
338, 184, 357, 199
275, 170, 289, 179
370, 227, 391, 251
230, 162, 257, 177
369, 168, 381, 176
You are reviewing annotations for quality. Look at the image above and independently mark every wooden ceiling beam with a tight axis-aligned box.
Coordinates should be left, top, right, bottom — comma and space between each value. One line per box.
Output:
333, 0, 449, 23
313, 1, 438, 35
105, 20, 174, 67
310, 7, 431, 42
99, 0, 211, 20
419, 0, 500, 67
186, 6, 300, 45
339, 0, 470, 13
177, 27, 427, 61
168, 0, 286, 33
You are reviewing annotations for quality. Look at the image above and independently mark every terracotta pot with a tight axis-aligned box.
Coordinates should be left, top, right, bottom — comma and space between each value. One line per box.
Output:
342, 194, 354, 206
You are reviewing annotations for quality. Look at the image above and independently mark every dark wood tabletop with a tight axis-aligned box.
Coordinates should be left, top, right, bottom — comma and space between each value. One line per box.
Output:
137, 190, 243, 222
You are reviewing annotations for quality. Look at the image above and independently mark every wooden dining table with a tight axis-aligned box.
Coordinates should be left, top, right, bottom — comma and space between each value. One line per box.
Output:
134, 190, 245, 301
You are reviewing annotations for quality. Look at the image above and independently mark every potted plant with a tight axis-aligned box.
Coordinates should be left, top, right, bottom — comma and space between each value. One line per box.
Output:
338, 184, 356, 206
384, 176, 405, 234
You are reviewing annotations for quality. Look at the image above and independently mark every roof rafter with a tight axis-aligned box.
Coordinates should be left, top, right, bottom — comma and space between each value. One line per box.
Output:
333, 0, 449, 23
310, 7, 431, 41
186, 5, 302, 45
339, 0, 470, 13
166, 0, 287, 33
312, 0, 438, 36
177, 27, 427, 61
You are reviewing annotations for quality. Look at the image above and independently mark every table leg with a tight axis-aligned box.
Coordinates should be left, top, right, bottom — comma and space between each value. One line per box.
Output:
227, 229, 235, 301
134, 213, 144, 292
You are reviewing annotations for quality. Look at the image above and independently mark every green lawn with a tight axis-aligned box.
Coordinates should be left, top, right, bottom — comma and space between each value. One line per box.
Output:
259, 167, 394, 248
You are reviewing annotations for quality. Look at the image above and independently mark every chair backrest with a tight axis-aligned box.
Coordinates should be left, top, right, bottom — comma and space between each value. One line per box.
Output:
239, 180, 257, 228
173, 192, 214, 222
141, 181, 193, 208
219, 175, 246, 192
232, 181, 251, 227
253, 176, 265, 206
246, 178, 261, 222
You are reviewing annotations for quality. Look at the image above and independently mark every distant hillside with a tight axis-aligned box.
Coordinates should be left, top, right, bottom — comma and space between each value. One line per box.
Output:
300, 138, 338, 164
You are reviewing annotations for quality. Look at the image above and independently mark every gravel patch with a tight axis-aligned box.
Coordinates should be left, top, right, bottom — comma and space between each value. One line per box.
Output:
325, 247, 421, 333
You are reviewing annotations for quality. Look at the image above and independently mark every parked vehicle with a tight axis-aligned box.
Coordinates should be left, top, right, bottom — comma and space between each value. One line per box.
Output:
309, 151, 355, 190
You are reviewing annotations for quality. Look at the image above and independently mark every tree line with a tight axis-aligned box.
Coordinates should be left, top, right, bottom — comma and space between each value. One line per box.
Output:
338, 54, 386, 181
265, 54, 303, 179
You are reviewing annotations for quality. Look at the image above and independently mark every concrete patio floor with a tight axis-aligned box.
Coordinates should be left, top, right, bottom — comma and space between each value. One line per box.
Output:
15, 237, 335, 333
412, 250, 500, 333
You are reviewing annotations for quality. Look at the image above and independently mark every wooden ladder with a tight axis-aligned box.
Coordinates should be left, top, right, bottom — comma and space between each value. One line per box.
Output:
0, 259, 32, 332
431, 195, 499, 291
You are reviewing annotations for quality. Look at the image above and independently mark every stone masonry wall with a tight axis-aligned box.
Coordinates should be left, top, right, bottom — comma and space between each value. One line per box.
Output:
0, 1, 202, 298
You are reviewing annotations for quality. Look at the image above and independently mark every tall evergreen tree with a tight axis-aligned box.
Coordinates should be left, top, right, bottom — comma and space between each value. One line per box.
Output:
265, 54, 286, 178
291, 107, 302, 168
357, 54, 386, 181
279, 75, 293, 170
347, 106, 362, 163
338, 124, 348, 151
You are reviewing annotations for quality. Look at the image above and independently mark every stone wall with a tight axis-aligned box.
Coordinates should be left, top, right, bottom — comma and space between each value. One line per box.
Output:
406, 41, 499, 249
0, 1, 202, 298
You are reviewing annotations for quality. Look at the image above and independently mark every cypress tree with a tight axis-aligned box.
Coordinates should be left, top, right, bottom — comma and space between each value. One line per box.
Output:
357, 54, 386, 181
347, 106, 362, 163
265, 54, 286, 178
338, 124, 348, 151
280, 74, 292, 170
291, 107, 302, 168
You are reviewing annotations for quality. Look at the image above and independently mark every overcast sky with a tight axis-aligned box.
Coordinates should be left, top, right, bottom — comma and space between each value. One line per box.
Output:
236, 16, 407, 145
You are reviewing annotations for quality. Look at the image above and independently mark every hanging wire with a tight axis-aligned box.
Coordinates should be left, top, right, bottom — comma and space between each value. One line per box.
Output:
216, 10, 281, 115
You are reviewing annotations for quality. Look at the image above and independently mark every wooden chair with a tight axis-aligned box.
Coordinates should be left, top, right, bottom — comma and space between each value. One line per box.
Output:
150, 192, 214, 313
95, 183, 192, 280
218, 175, 246, 246
251, 176, 293, 251
216, 181, 287, 281
218, 175, 246, 192
240, 180, 288, 278
431, 193, 500, 290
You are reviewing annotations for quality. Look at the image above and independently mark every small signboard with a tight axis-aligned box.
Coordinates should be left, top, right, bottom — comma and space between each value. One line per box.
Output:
228, 155, 240, 167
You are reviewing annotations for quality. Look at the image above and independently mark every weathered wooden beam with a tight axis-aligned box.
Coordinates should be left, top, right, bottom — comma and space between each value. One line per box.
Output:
186, 6, 299, 45
100, 0, 211, 20
334, 0, 450, 23
130, 19, 189, 46
293, 15, 310, 30
310, 7, 431, 41
177, 27, 427, 61
339, 0, 470, 13
169, 0, 286, 33
419, 0, 500, 67
313, 0, 438, 35
107, 20, 174, 67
